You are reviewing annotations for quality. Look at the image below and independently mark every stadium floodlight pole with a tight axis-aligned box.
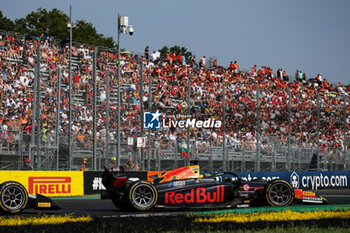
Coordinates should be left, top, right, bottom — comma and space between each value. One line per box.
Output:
222, 84, 226, 171
92, 47, 97, 170
105, 65, 110, 167
256, 86, 261, 172
56, 66, 62, 170
316, 92, 320, 171
68, 5, 73, 169
140, 60, 144, 170
116, 13, 133, 167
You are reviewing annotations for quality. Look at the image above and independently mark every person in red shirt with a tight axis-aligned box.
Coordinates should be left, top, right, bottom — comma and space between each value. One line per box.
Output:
177, 53, 182, 65
72, 74, 81, 95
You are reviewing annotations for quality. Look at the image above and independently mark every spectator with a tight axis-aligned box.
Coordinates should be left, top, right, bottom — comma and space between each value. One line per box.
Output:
22, 158, 33, 170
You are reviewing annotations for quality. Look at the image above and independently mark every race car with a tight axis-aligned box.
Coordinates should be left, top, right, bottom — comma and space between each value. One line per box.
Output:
0, 181, 60, 214
101, 165, 327, 211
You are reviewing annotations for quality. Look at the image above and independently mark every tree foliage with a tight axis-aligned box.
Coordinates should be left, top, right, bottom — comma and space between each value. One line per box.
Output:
0, 11, 15, 31
0, 8, 115, 48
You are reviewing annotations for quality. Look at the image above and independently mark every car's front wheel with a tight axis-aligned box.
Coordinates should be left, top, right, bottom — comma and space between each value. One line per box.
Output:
127, 181, 157, 211
0, 181, 28, 214
265, 180, 294, 206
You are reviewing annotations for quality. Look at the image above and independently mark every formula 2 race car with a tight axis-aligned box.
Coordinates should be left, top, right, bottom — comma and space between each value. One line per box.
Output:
0, 181, 60, 214
101, 165, 327, 211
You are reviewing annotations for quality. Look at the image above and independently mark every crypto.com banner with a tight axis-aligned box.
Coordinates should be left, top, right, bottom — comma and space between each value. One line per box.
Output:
0, 171, 84, 197
233, 171, 350, 190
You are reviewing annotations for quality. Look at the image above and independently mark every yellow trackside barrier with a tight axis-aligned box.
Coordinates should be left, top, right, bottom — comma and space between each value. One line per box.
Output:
0, 171, 84, 197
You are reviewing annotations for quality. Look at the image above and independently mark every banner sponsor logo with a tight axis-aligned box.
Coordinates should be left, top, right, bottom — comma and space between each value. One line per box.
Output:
144, 111, 162, 129
301, 174, 348, 190
28, 177, 71, 195
235, 171, 350, 190
165, 186, 224, 204
92, 177, 106, 190
143, 111, 222, 129
290, 172, 299, 188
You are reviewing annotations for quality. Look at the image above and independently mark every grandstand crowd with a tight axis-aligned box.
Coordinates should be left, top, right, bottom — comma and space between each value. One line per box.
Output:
0, 30, 349, 158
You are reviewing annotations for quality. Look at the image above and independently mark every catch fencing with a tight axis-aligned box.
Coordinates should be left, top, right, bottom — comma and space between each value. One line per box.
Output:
0, 30, 349, 172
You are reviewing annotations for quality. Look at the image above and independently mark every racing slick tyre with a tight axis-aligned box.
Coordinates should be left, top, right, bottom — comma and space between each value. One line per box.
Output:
265, 179, 294, 206
0, 181, 28, 214
127, 181, 158, 211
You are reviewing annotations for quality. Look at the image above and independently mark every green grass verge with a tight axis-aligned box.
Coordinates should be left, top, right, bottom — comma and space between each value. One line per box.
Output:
1, 214, 350, 233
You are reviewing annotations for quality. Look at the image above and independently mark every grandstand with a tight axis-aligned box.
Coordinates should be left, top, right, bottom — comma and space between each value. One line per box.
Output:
0, 30, 349, 171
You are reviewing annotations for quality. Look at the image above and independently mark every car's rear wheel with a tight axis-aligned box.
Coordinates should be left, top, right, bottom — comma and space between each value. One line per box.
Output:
265, 180, 294, 206
127, 181, 157, 211
0, 181, 28, 214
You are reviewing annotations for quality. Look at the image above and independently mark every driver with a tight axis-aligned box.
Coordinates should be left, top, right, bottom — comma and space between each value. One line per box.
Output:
108, 156, 122, 173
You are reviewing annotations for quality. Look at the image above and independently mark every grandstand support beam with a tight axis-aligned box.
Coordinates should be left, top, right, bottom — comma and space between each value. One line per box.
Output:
106, 65, 110, 167
56, 66, 62, 170
222, 84, 226, 171
316, 93, 320, 171
68, 5, 73, 170
256, 86, 261, 172
140, 60, 144, 170
93, 47, 97, 170
287, 89, 292, 171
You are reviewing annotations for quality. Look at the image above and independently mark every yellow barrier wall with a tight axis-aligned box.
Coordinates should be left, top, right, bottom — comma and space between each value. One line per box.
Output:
0, 171, 84, 197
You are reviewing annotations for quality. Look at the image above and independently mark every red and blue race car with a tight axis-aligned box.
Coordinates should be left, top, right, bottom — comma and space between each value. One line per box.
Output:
101, 165, 327, 211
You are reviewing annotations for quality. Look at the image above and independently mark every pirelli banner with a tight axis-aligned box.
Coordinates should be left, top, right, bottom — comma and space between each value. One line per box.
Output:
0, 171, 84, 197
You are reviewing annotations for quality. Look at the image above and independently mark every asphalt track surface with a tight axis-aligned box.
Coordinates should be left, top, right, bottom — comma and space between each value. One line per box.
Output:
20, 189, 350, 217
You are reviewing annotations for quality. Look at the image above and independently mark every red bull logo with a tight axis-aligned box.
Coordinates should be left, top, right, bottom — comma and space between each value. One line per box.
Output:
165, 186, 224, 204
28, 177, 71, 195
158, 166, 201, 183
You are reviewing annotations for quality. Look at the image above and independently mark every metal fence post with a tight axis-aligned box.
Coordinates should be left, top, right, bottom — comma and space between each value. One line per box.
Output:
56, 66, 61, 170
287, 89, 291, 170
272, 147, 276, 171
156, 147, 160, 171
187, 75, 191, 167
222, 84, 226, 171
92, 47, 97, 170
147, 72, 152, 171
174, 141, 178, 169
256, 86, 261, 172
139, 60, 144, 170
68, 5, 73, 170
105, 65, 110, 167
242, 150, 246, 172
344, 94, 348, 170
316, 93, 320, 171
209, 143, 213, 171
